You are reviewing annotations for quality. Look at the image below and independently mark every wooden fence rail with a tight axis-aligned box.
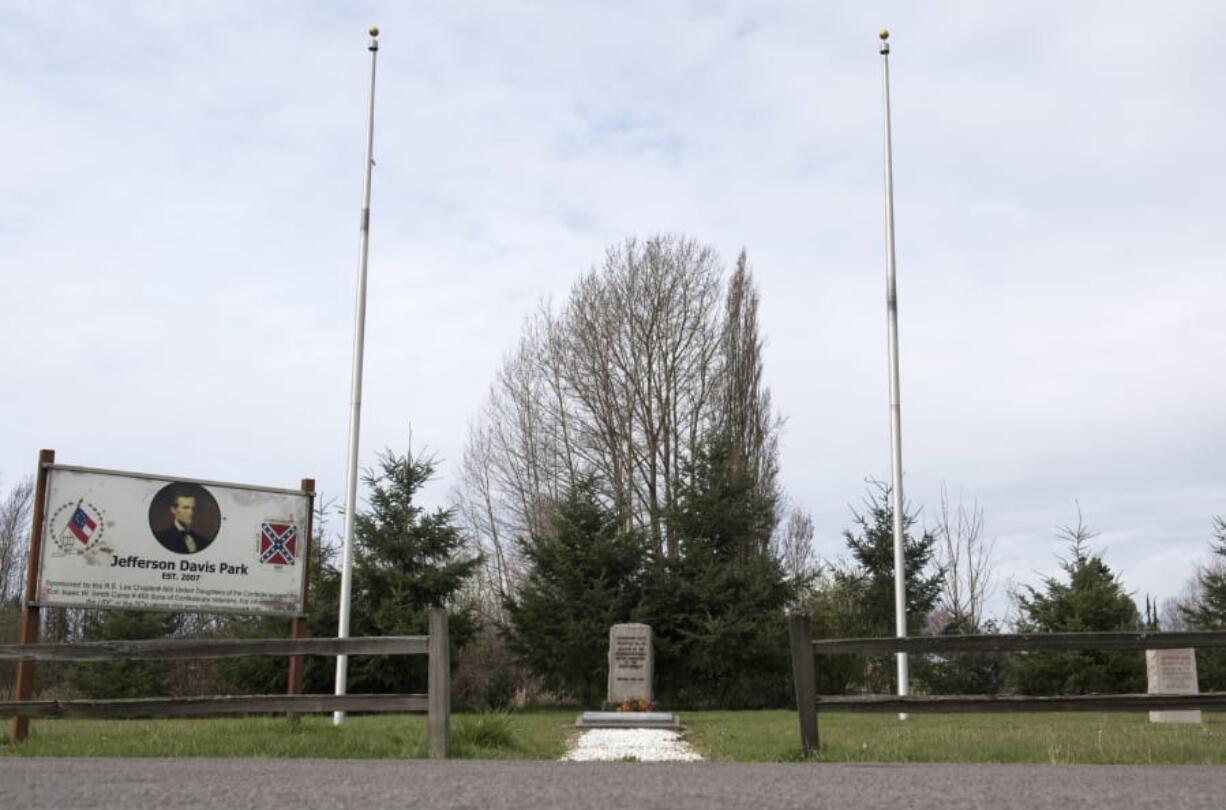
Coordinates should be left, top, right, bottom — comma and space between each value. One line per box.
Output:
787, 613, 1226, 755
0, 635, 428, 661
1, 608, 450, 758
812, 630, 1226, 656
0, 693, 429, 719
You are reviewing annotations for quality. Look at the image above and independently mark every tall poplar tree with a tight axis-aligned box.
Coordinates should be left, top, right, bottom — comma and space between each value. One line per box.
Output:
719, 251, 780, 542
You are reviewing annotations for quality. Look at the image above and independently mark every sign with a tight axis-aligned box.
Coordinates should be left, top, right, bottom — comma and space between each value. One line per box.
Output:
36, 465, 310, 616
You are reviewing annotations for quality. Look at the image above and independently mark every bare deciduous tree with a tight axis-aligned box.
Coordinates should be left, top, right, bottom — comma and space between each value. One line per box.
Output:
558, 237, 723, 553
456, 418, 517, 620
933, 485, 996, 632
0, 476, 34, 604
455, 234, 783, 603
773, 507, 816, 585
1160, 587, 1195, 631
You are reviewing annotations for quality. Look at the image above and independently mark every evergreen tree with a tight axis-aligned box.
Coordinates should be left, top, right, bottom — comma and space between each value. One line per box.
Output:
639, 435, 793, 707
345, 446, 481, 694
1012, 514, 1143, 695
922, 617, 1007, 695
217, 503, 341, 695
823, 480, 941, 692
667, 433, 778, 564
504, 479, 644, 705
1142, 596, 1161, 631
1178, 517, 1226, 689
838, 480, 942, 638
808, 563, 873, 694
67, 610, 180, 698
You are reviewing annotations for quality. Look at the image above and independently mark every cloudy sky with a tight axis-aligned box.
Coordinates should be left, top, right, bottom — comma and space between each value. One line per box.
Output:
2, 1, 1223, 620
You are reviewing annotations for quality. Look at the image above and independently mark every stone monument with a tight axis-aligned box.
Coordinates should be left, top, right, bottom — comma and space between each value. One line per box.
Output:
575, 623, 680, 729
607, 623, 653, 708
1146, 648, 1202, 724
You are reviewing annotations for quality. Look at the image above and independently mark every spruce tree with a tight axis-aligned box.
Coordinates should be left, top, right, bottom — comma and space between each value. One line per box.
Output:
1012, 515, 1143, 694
836, 480, 942, 636
217, 506, 340, 695
504, 479, 644, 705
922, 618, 1007, 695
67, 610, 180, 698
827, 480, 942, 692
808, 564, 873, 694
639, 435, 793, 707
346, 446, 480, 694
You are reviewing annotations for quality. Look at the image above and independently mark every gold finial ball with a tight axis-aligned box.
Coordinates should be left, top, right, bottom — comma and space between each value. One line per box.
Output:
369, 26, 380, 37
879, 29, 890, 41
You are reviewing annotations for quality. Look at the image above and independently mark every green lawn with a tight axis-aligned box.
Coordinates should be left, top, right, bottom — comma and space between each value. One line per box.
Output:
683, 710, 1226, 765
3, 709, 1223, 764
0, 710, 575, 760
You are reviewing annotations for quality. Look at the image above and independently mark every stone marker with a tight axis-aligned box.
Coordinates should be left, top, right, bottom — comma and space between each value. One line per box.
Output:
574, 624, 678, 730
607, 623, 653, 708
1146, 648, 1202, 724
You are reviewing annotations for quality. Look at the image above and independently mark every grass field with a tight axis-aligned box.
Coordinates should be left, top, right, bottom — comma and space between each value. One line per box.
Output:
0, 711, 572, 760
3, 709, 1223, 764
683, 710, 1226, 765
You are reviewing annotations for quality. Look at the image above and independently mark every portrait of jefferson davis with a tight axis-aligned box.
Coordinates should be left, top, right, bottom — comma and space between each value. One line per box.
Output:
148, 483, 221, 555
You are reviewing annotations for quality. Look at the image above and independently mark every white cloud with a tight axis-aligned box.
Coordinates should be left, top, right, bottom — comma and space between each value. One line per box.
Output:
1, 1, 1223, 620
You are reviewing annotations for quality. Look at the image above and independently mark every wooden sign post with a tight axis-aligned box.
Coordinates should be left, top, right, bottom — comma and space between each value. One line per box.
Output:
11, 449, 54, 744
287, 478, 315, 723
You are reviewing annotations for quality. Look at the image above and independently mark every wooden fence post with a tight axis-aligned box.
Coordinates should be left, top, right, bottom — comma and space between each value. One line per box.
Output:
11, 449, 54, 744
788, 611, 819, 755
427, 607, 450, 759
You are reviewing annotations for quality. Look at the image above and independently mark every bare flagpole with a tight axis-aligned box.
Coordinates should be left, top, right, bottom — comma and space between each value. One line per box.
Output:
335, 25, 380, 726
879, 28, 910, 715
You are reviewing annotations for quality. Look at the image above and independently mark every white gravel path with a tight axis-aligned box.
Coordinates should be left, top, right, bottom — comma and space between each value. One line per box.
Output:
561, 729, 703, 762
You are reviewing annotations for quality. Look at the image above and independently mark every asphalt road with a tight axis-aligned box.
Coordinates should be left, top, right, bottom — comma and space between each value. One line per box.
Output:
2, 758, 1223, 809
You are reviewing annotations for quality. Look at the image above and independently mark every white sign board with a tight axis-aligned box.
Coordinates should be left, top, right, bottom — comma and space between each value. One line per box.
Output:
37, 465, 310, 616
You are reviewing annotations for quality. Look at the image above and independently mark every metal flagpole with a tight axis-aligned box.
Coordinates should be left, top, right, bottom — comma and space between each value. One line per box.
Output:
335, 25, 380, 726
879, 28, 910, 715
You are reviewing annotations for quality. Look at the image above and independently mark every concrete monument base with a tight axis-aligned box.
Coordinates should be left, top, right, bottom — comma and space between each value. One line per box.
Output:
574, 711, 683, 730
